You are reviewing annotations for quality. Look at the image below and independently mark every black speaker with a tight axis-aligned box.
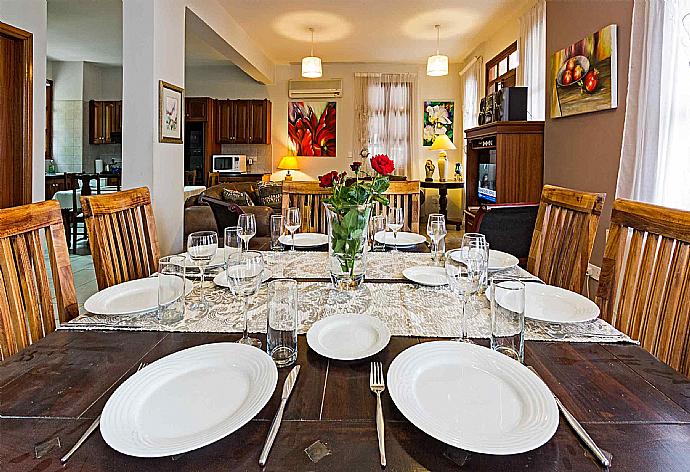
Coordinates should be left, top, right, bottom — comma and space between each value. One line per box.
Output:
495, 86, 527, 121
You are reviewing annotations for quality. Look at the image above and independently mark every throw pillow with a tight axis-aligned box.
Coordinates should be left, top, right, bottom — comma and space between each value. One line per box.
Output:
221, 188, 255, 206
256, 181, 283, 210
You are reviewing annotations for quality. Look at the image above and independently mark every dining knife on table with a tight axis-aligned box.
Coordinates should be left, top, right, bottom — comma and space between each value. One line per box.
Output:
259, 365, 300, 467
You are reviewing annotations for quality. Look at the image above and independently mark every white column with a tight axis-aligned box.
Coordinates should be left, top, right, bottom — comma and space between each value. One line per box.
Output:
122, 0, 185, 254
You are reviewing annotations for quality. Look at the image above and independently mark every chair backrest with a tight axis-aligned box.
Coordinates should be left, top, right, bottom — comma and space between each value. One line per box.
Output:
208, 172, 220, 187
81, 187, 160, 290
527, 185, 605, 292
596, 199, 690, 377
0, 200, 78, 360
281, 180, 421, 234
474, 203, 540, 265
184, 170, 197, 186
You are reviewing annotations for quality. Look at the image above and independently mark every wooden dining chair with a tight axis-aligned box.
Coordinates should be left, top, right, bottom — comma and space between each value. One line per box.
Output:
207, 171, 220, 187
596, 199, 690, 377
0, 200, 78, 360
281, 180, 421, 234
81, 187, 160, 290
527, 185, 605, 292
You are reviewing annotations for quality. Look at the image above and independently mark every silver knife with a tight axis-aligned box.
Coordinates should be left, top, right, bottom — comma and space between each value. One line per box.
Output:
528, 366, 611, 468
259, 365, 300, 467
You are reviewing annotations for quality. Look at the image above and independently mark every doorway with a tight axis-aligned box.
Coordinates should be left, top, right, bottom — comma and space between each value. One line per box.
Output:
0, 21, 33, 208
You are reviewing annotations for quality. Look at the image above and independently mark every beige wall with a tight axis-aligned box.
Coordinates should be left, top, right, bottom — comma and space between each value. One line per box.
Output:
544, 0, 634, 265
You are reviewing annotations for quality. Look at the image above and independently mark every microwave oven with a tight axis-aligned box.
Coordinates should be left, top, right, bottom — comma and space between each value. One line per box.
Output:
212, 154, 247, 173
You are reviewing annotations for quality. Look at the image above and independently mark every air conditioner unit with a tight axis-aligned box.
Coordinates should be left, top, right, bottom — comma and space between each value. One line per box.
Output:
288, 79, 342, 99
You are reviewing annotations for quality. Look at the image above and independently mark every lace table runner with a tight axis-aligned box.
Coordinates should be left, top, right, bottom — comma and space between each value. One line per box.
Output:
62, 278, 633, 343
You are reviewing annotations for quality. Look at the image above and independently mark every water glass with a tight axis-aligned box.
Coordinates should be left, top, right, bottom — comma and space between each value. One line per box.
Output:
370, 214, 386, 252
386, 207, 404, 252
285, 207, 301, 251
238, 213, 257, 251
267, 279, 298, 367
427, 213, 447, 264
490, 279, 525, 363
270, 214, 285, 251
224, 226, 242, 258
227, 250, 265, 348
187, 230, 218, 313
158, 255, 186, 325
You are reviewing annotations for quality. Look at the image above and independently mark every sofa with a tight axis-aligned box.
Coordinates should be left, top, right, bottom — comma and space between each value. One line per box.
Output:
184, 182, 278, 248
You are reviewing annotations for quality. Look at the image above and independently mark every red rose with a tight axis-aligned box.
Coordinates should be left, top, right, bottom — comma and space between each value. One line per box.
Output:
350, 161, 362, 172
318, 170, 340, 188
370, 154, 395, 176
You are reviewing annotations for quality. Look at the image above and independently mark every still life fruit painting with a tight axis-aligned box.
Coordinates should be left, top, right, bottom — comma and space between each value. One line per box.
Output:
550, 24, 618, 118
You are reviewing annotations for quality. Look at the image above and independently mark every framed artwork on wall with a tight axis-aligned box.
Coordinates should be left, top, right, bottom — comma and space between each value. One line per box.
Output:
423, 100, 454, 146
550, 24, 618, 118
159, 80, 184, 143
288, 101, 337, 156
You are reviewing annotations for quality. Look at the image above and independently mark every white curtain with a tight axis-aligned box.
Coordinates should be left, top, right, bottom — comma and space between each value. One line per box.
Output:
354, 73, 416, 176
617, 0, 690, 209
518, 0, 546, 120
460, 56, 483, 158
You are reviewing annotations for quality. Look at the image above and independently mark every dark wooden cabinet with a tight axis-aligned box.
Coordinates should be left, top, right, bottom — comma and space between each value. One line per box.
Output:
216, 99, 271, 145
89, 100, 122, 144
185, 97, 208, 122
45, 174, 67, 200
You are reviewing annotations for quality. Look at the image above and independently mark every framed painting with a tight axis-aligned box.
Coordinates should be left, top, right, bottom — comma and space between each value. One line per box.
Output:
159, 80, 184, 143
550, 24, 618, 118
423, 100, 454, 146
288, 101, 336, 156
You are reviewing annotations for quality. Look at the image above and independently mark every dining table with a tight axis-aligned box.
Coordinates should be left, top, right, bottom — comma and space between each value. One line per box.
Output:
2, 241, 690, 471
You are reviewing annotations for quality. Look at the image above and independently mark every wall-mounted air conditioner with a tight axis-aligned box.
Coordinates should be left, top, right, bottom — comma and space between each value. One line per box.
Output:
288, 79, 342, 99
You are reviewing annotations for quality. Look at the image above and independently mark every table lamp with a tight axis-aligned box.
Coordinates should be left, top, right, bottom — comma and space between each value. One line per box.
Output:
430, 134, 456, 182
278, 155, 299, 181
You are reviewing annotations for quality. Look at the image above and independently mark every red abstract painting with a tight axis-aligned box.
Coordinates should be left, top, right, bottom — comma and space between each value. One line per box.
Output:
288, 101, 336, 157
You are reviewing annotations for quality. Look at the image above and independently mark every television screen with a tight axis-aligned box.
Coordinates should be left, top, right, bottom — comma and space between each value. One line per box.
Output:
478, 163, 497, 203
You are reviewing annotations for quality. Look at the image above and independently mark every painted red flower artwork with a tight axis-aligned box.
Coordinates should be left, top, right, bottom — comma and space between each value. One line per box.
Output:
288, 101, 336, 157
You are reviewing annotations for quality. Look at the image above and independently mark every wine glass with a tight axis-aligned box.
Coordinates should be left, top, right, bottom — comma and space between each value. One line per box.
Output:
226, 250, 265, 348
445, 248, 484, 343
463, 233, 490, 291
238, 213, 257, 251
187, 230, 218, 313
427, 213, 447, 264
285, 207, 301, 251
386, 207, 404, 253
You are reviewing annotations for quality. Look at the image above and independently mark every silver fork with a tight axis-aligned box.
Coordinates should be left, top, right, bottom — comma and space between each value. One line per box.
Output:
61, 361, 148, 463
370, 361, 386, 468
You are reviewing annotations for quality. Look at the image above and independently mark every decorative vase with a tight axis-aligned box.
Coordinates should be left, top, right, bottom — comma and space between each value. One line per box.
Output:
437, 154, 447, 182
324, 202, 372, 291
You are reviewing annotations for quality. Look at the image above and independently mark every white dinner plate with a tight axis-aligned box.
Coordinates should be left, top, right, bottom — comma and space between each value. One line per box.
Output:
278, 232, 329, 247
101, 343, 278, 457
84, 277, 193, 315
181, 246, 240, 269
402, 266, 447, 286
388, 341, 558, 455
486, 282, 600, 323
307, 314, 391, 360
374, 231, 426, 247
213, 269, 272, 288
488, 250, 520, 271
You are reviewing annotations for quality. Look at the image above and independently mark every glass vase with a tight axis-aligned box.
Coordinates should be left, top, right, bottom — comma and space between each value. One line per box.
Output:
324, 203, 372, 291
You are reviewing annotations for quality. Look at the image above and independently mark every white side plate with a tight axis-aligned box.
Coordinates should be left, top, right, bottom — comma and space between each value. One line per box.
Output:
84, 277, 193, 315
101, 343, 278, 457
181, 247, 240, 269
402, 266, 447, 286
213, 269, 272, 288
307, 314, 391, 360
388, 341, 558, 455
488, 250, 520, 271
374, 231, 426, 247
278, 232, 329, 247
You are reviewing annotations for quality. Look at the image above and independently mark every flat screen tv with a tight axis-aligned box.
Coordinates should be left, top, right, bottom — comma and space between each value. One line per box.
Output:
478, 150, 497, 204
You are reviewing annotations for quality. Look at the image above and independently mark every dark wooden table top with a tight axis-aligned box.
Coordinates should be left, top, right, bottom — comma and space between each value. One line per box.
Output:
420, 180, 465, 189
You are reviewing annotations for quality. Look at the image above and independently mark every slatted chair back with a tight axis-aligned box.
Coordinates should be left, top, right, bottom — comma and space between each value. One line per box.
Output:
184, 170, 197, 186
81, 187, 160, 290
281, 180, 421, 234
596, 199, 690, 377
0, 200, 78, 360
207, 172, 220, 187
527, 185, 605, 292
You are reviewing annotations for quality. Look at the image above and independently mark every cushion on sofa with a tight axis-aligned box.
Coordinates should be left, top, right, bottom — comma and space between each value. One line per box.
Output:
221, 188, 254, 206
256, 181, 283, 210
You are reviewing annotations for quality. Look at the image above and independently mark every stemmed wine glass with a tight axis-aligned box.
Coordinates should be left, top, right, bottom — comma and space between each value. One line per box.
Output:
386, 207, 404, 253
285, 207, 301, 251
427, 213, 447, 264
226, 250, 265, 348
187, 230, 218, 313
238, 213, 257, 251
445, 248, 485, 343
463, 233, 490, 292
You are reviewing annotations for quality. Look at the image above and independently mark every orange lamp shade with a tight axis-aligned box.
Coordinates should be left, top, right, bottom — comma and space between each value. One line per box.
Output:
278, 155, 300, 171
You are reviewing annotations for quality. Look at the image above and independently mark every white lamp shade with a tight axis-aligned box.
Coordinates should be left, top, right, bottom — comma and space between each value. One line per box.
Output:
426, 54, 449, 76
301, 56, 322, 78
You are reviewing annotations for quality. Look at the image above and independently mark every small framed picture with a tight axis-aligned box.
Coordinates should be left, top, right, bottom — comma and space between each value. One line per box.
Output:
159, 80, 184, 143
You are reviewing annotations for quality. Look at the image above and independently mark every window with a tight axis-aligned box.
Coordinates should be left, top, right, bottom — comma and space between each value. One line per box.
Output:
485, 42, 518, 96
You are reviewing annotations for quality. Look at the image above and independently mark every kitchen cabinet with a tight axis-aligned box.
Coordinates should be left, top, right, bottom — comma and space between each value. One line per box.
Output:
185, 97, 208, 122
216, 99, 271, 145
45, 174, 67, 200
89, 100, 122, 144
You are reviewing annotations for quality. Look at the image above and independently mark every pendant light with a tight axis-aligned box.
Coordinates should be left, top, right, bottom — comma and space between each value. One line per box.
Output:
427, 24, 449, 76
302, 27, 323, 78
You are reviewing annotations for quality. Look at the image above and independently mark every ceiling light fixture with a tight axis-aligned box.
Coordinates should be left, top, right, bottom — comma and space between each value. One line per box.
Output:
427, 24, 449, 77
301, 27, 323, 78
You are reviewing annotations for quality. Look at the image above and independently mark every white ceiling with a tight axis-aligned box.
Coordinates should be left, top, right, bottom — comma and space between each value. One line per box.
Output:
219, 0, 521, 64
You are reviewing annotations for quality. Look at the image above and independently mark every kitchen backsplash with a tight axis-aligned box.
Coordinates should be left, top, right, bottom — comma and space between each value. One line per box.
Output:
220, 144, 272, 173
51, 100, 83, 173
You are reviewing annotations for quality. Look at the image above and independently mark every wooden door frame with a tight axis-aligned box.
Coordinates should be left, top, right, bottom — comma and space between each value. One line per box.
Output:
1, 21, 33, 205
